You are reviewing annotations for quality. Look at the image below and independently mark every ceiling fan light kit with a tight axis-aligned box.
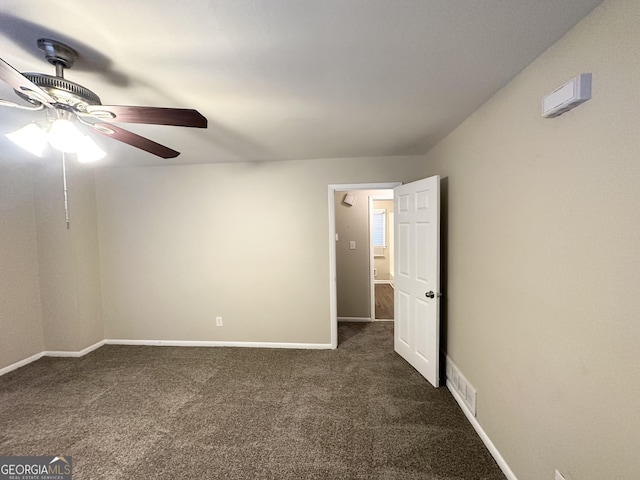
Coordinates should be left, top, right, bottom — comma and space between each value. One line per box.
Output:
6, 119, 106, 162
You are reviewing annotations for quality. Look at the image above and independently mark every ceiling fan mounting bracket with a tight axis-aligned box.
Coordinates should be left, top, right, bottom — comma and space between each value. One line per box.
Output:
37, 38, 78, 69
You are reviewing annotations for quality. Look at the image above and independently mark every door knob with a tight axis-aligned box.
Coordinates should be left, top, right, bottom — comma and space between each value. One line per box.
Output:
425, 291, 435, 299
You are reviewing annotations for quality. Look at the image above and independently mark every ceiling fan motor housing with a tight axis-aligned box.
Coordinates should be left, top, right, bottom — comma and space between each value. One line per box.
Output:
16, 72, 101, 110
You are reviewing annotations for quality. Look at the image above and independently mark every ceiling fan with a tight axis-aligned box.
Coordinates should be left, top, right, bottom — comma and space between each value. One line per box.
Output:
0, 38, 207, 160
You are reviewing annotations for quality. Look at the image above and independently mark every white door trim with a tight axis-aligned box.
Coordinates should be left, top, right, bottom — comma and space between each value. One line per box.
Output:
328, 183, 401, 349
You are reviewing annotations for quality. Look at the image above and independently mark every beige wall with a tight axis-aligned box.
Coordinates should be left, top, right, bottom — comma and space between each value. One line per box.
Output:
0, 158, 103, 370
34, 159, 104, 352
0, 163, 44, 368
423, 0, 640, 478
373, 199, 394, 281
96, 156, 423, 344
335, 189, 380, 318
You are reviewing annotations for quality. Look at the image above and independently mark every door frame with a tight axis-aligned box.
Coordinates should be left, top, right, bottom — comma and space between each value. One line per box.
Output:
328, 182, 401, 349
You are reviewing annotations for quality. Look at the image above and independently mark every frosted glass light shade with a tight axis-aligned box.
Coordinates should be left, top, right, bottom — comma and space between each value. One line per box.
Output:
76, 135, 106, 163
5, 123, 49, 157
48, 119, 84, 153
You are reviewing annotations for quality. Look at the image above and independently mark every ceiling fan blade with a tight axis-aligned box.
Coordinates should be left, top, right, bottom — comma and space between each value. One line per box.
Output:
85, 105, 207, 128
0, 57, 56, 104
90, 123, 180, 158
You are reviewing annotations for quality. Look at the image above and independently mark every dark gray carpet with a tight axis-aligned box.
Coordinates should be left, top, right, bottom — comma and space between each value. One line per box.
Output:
0, 322, 505, 479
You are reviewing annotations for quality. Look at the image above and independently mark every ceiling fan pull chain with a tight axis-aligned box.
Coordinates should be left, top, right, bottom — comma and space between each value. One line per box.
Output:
61, 152, 70, 230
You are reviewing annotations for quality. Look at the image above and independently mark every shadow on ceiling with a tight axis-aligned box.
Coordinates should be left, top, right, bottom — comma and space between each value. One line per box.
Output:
0, 12, 129, 87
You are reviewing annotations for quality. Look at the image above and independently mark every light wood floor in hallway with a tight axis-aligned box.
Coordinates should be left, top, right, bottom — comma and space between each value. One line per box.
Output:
375, 283, 394, 320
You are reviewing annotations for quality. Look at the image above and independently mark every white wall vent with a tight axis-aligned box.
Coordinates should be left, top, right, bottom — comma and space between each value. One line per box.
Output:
542, 73, 592, 118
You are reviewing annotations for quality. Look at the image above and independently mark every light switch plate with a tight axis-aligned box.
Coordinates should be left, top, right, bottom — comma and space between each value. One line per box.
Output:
349, 241, 356, 250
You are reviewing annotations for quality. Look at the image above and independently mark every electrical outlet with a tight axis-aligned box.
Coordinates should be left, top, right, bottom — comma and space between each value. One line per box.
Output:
555, 470, 566, 480
215, 316, 223, 327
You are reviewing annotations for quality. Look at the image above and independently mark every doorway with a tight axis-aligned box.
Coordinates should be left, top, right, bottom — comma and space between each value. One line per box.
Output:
370, 191, 394, 321
328, 183, 401, 349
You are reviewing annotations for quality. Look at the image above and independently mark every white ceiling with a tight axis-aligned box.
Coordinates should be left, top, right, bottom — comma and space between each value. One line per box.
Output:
0, 0, 602, 166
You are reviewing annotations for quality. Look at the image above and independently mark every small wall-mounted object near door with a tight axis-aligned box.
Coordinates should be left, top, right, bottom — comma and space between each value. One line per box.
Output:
542, 73, 591, 118
343, 193, 356, 206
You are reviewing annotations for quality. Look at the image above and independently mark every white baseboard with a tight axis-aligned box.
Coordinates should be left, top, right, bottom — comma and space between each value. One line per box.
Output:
1, 338, 333, 376
0, 352, 44, 376
44, 340, 106, 358
105, 339, 332, 350
374, 280, 393, 285
337, 317, 372, 322
0, 340, 106, 377
446, 367, 518, 480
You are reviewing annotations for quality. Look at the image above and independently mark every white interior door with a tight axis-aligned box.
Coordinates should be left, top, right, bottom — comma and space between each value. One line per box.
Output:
394, 176, 440, 387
